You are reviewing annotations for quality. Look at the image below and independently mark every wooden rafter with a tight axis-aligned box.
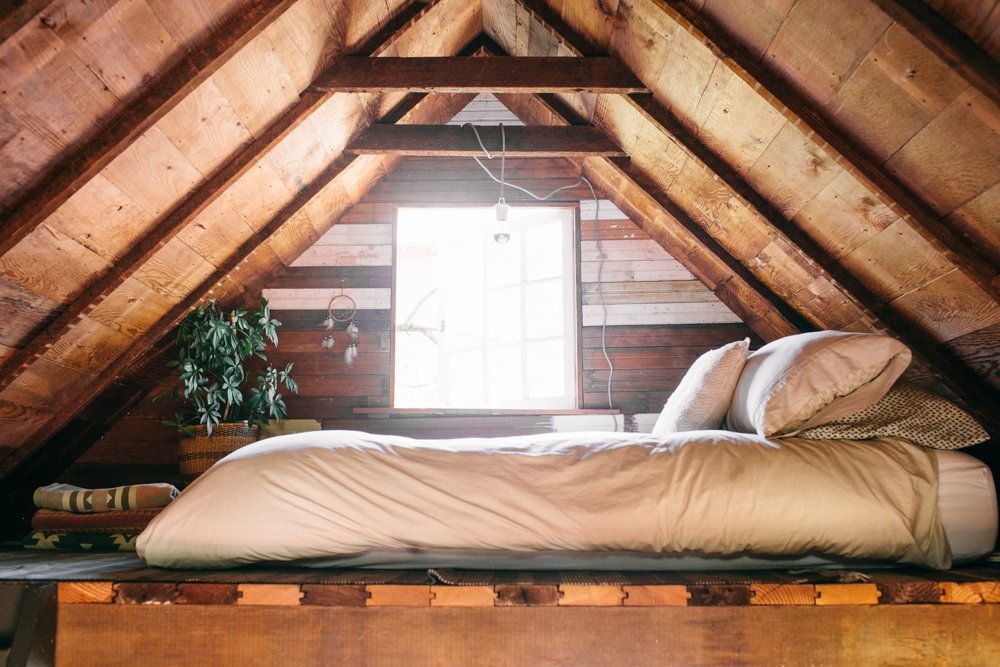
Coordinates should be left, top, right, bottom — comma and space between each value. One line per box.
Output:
868, 0, 1000, 106
311, 56, 648, 93
504, 6, 1000, 432
0, 0, 56, 45
495, 89, 806, 340
0, 0, 442, 393
0, 0, 298, 258
654, 0, 1000, 304
346, 125, 626, 156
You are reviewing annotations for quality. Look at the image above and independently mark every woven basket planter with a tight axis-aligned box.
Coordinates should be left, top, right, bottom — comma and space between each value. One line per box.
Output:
178, 423, 258, 486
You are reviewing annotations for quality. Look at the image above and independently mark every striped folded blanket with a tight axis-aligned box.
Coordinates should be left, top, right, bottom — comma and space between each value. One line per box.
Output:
33, 483, 179, 513
23, 530, 139, 552
31, 508, 162, 533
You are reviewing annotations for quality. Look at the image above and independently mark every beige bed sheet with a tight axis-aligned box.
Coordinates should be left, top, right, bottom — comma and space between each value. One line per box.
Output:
137, 430, 951, 569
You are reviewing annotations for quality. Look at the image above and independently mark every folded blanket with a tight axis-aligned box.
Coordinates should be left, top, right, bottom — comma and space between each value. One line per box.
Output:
31, 508, 162, 533
33, 483, 179, 513
23, 530, 139, 552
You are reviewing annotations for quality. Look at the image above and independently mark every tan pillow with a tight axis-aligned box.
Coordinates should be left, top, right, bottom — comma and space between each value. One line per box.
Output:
797, 383, 989, 449
727, 331, 911, 437
652, 338, 750, 435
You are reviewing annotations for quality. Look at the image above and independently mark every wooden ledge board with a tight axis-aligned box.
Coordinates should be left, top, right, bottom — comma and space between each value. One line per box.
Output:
347, 125, 626, 157
312, 57, 648, 93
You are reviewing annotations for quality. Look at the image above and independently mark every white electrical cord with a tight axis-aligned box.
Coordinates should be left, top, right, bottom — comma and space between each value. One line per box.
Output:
464, 123, 616, 423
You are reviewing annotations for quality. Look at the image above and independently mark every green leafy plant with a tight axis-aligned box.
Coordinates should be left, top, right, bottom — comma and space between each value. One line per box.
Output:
159, 298, 298, 435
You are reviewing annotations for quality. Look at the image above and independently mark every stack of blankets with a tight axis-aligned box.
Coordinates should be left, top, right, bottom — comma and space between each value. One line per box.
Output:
23, 482, 179, 552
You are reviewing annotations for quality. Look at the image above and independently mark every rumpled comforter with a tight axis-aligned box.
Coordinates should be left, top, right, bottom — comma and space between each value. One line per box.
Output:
137, 429, 951, 569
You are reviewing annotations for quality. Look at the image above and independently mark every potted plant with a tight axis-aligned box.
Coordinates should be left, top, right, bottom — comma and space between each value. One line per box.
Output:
159, 297, 297, 484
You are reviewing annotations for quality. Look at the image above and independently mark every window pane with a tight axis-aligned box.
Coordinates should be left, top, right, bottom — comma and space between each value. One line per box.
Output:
395, 206, 574, 408
526, 221, 563, 280
446, 350, 483, 406
525, 279, 564, 339
527, 340, 565, 399
486, 233, 521, 287
485, 286, 521, 345
486, 345, 522, 404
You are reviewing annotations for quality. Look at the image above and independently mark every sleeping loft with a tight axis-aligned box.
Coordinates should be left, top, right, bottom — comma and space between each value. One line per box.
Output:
0, 0, 998, 665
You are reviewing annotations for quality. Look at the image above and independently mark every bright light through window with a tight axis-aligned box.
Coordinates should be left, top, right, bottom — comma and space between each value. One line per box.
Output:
394, 207, 576, 409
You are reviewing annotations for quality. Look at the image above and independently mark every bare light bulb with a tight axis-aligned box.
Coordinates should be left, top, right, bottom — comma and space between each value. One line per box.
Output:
493, 198, 510, 244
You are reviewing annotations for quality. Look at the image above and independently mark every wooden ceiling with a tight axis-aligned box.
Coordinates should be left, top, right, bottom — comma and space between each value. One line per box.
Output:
0, 0, 997, 482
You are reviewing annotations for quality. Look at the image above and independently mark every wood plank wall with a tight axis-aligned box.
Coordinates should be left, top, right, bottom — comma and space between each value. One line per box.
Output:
65, 154, 756, 486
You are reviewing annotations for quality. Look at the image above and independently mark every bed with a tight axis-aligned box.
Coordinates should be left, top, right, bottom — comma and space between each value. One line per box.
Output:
138, 330, 997, 571
136, 429, 996, 570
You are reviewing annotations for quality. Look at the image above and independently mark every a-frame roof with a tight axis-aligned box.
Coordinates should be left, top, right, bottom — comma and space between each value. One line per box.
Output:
0, 0, 997, 491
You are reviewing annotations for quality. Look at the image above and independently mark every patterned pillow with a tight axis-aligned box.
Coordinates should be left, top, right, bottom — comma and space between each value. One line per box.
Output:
796, 383, 990, 449
652, 338, 750, 435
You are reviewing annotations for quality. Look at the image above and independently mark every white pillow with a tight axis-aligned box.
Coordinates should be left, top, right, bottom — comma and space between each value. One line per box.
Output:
652, 338, 750, 435
727, 330, 911, 437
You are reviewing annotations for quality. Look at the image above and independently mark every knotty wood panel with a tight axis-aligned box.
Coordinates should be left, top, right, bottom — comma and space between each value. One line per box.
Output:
56, 604, 1000, 666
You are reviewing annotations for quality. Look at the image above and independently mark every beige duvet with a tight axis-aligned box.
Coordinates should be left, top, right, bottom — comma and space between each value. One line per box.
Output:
137, 429, 951, 569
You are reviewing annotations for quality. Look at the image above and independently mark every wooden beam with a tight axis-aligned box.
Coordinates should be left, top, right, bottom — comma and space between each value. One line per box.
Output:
625, 94, 1000, 434
0, 0, 442, 393
0, 0, 298, 258
0, 90, 477, 484
311, 56, 648, 93
0, 0, 56, 45
868, 0, 1000, 106
346, 125, 626, 157
502, 9, 1000, 432
496, 89, 807, 340
652, 0, 1000, 304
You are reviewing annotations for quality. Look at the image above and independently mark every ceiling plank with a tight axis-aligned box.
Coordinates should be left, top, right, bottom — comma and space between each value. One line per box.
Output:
0, 0, 299, 259
0, 0, 54, 45
506, 7, 1000, 432
496, 89, 807, 340
310, 56, 648, 93
652, 0, 1000, 305
346, 125, 626, 156
0, 0, 442, 394
868, 0, 1000, 106
0, 88, 477, 481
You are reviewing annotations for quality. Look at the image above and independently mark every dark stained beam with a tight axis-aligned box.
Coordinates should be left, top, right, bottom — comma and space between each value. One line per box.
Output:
310, 56, 648, 93
869, 0, 1000, 106
0, 0, 298, 258
346, 125, 626, 157
652, 0, 1000, 304
0, 0, 442, 393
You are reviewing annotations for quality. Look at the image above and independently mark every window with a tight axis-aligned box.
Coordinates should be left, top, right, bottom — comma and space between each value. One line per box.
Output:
394, 206, 577, 409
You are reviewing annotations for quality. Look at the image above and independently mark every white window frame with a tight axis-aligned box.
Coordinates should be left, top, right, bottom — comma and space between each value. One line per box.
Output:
393, 206, 578, 409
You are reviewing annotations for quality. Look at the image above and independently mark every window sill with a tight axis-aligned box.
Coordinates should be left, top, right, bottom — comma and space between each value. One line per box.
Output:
352, 408, 620, 417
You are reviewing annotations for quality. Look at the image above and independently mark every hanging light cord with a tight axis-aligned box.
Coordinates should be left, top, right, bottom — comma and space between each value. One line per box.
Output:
464, 123, 616, 425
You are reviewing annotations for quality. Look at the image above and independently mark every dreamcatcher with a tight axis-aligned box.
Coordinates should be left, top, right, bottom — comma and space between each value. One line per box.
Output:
321, 285, 360, 365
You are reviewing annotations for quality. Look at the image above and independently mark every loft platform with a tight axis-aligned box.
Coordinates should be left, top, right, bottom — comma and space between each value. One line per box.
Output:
2, 550, 998, 665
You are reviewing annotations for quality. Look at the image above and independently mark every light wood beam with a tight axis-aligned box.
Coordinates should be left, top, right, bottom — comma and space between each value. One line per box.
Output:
346, 125, 626, 157
0, 0, 442, 393
310, 56, 648, 93
868, 0, 1000, 106
496, 89, 808, 340
652, 0, 1000, 304
0, 0, 298, 259
1, 89, 477, 482
0, 0, 57, 45
507, 6, 1000, 431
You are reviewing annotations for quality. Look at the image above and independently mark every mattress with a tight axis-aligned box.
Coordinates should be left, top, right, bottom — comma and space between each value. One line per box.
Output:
138, 430, 964, 569
288, 449, 998, 571
936, 449, 998, 561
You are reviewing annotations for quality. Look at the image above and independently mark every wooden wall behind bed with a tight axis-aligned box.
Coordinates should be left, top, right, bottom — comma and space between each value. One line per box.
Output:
62, 154, 757, 487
